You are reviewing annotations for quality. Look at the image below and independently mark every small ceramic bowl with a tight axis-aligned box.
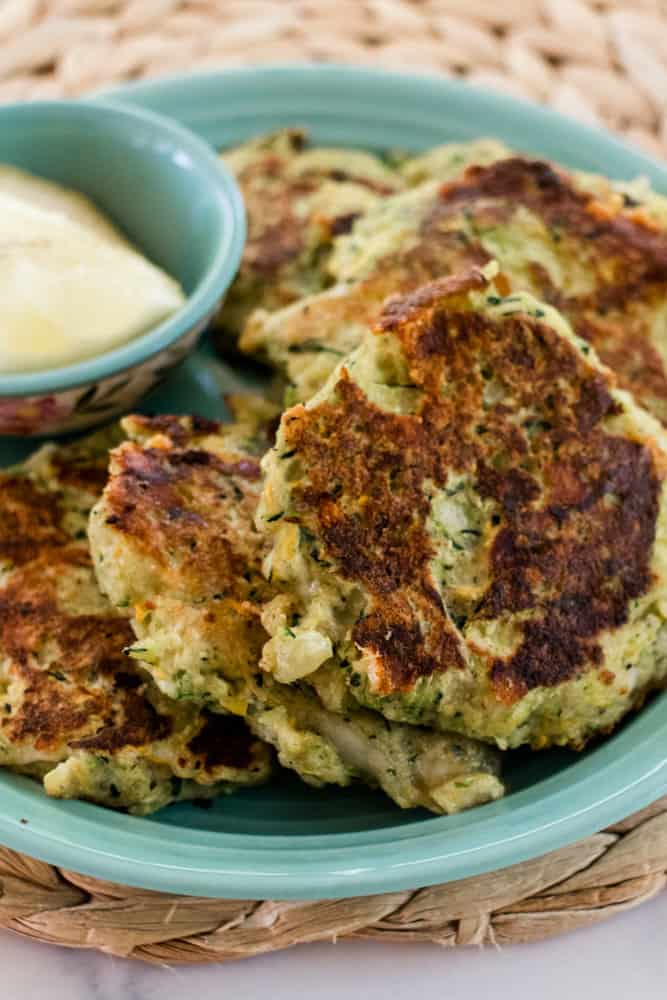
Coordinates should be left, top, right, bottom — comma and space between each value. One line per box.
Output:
0, 100, 245, 436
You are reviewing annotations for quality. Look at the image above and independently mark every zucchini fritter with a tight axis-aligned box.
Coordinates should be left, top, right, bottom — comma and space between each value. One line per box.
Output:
89, 404, 503, 814
399, 137, 511, 187
258, 267, 667, 750
90, 403, 277, 711
242, 157, 667, 422
0, 431, 272, 814
216, 128, 403, 336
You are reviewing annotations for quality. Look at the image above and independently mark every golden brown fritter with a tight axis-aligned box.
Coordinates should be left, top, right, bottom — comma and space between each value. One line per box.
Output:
215, 128, 403, 337
0, 425, 121, 569
89, 404, 504, 813
259, 267, 667, 750
0, 433, 272, 814
243, 157, 667, 422
88, 405, 277, 708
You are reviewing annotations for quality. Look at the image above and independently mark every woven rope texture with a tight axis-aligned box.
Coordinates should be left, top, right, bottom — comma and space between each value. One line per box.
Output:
0, 797, 664, 962
0, 1, 666, 158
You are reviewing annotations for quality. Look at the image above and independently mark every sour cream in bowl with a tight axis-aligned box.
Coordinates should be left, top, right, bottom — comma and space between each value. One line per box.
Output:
0, 100, 245, 436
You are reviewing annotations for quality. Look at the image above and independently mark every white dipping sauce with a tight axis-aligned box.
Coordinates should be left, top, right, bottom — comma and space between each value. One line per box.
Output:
0, 166, 186, 374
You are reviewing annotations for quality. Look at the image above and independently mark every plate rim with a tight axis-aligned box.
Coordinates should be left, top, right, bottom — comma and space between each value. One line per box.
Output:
96, 62, 667, 184
0, 64, 665, 899
0, 697, 663, 898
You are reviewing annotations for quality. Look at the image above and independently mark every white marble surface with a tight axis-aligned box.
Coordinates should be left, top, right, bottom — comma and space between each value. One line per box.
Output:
2, 888, 666, 999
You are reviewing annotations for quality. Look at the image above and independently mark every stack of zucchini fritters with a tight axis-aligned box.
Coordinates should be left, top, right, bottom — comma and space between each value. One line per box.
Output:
4, 130, 667, 816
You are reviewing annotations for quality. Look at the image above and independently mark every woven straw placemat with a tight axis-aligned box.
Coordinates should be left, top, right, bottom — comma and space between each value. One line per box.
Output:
0, 0, 666, 962
0, 799, 664, 962
2, 0, 667, 158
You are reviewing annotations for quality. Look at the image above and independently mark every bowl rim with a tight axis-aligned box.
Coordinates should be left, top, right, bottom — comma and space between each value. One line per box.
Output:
0, 99, 245, 397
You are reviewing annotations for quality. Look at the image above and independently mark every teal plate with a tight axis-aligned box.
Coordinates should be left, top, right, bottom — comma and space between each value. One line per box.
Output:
0, 67, 665, 899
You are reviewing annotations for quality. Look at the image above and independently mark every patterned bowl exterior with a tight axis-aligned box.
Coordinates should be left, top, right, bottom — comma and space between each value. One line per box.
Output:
0, 315, 209, 436
0, 99, 246, 438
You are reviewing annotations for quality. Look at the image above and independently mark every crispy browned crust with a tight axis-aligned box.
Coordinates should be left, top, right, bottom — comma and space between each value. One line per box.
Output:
282, 275, 662, 703
240, 165, 323, 279
49, 445, 115, 496
186, 710, 256, 771
0, 438, 267, 779
0, 476, 70, 567
233, 138, 398, 298
380, 269, 491, 326
1, 544, 263, 774
0, 428, 124, 569
123, 414, 223, 445
433, 158, 667, 421
0, 549, 171, 755
103, 436, 267, 601
1, 546, 264, 775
